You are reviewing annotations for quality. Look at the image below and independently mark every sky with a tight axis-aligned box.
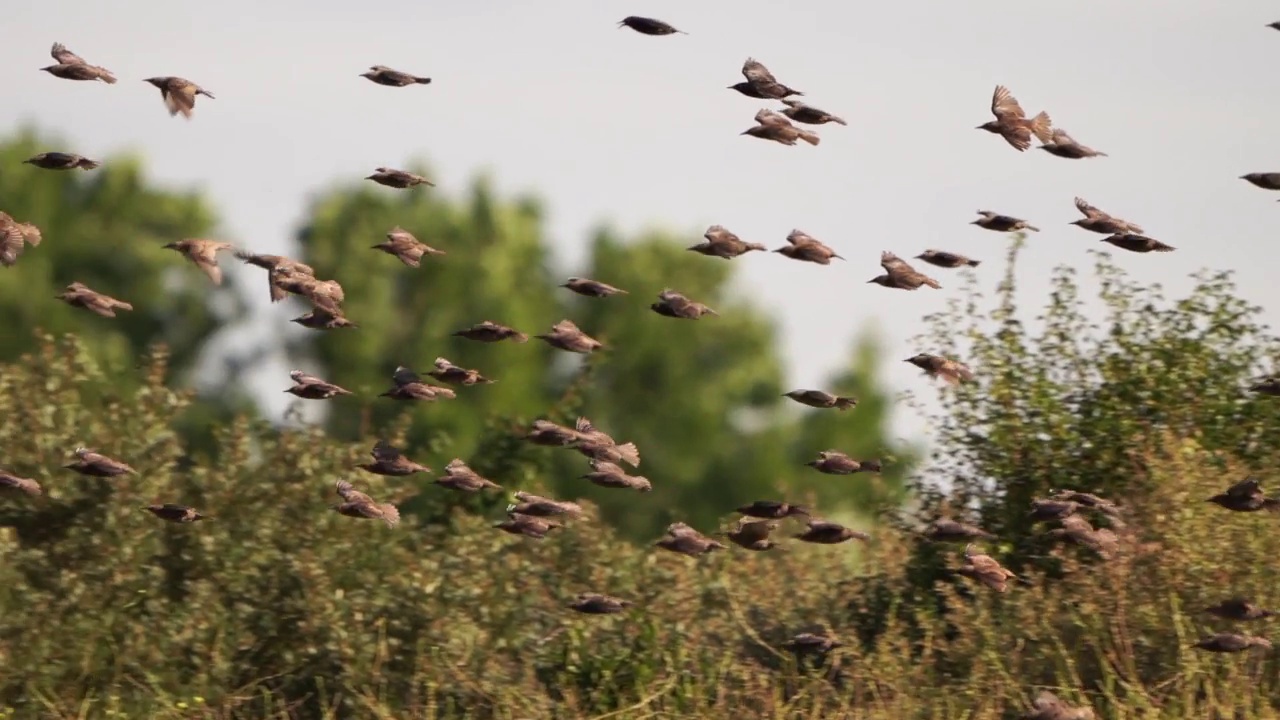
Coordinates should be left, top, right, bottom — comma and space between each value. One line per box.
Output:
5, 0, 1280, 443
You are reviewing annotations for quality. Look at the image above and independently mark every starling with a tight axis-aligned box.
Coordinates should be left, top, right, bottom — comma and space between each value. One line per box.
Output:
234, 251, 316, 303
651, 288, 718, 319
1048, 489, 1123, 519
868, 251, 941, 290
1030, 498, 1079, 522
436, 459, 501, 492
582, 460, 652, 492
957, 544, 1017, 592
1270, 22, 1280, 32
742, 109, 820, 146
774, 229, 843, 264
572, 417, 641, 467
561, 277, 628, 298
270, 267, 346, 313
359, 441, 431, 477
1241, 173, 1280, 191
360, 65, 432, 86
1022, 691, 1095, 720
976, 85, 1053, 152
1044, 515, 1119, 559
379, 367, 456, 402
0, 470, 42, 497
23, 152, 100, 171
688, 225, 767, 259
905, 353, 973, 384
805, 450, 865, 475
371, 227, 444, 267
526, 419, 585, 447
162, 239, 235, 285
568, 592, 633, 614
1207, 476, 1280, 513
292, 308, 358, 330
142, 504, 206, 523
779, 98, 847, 126
1070, 198, 1144, 235
914, 249, 980, 269
736, 500, 810, 519
535, 319, 602, 353
143, 76, 215, 118
1037, 129, 1107, 159
729, 58, 803, 100
924, 518, 995, 543
1100, 233, 1174, 253
1193, 633, 1272, 653
285, 370, 352, 399
1205, 598, 1277, 622
726, 518, 780, 551
366, 167, 434, 189
0, 212, 42, 267
508, 490, 584, 518
57, 282, 132, 318
495, 511, 561, 539
656, 525, 726, 557
429, 357, 495, 386
783, 633, 843, 653
1250, 377, 1280, 397
794, 518, 870, 544
332, 480, 400, 528
618, 16, 686, 35
972, 210, 1039, 233
64, 447, 134, 477
783, 389, 857, 410
42, 43, 116, 83
453, 320, 529, 343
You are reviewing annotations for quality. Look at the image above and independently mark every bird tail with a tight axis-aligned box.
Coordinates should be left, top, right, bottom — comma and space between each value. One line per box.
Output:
1024, 225, 1041, 232
380, 504, 401, 527
114, 300, 135, 311
99, 70, 118, 85
834, 397, 857, 410
414, 77, 433, 84
1028, 112, 1053, 144
966, 259, 981, 267
832, 116, 849, 126
511, 332, 530, 343
78, 159, 102, 170
615, 442, 641, 468
924, 278, 942, 290
798, 130, 820, 146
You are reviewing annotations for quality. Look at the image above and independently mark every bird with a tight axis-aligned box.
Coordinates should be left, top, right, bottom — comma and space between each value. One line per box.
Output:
371, 227, 444, 267
507, 491, 583, 518
561, 277, 628, 298
526, 419, 586, 447
1037, 129, 1107, 159
1207, 477, 1280, 513
1269, 21, 1280, 31
143, 76, 215, 119
655, 525, 726, 557
956, 544, 1017, 592
774, 229, 843, 265
905, 353, 974, 384
453, 320, 529, 344
688, 225, 767, 259
428, 357, 495, 386
915, 250, 980, 269
1250, 377, 1280, 397
1029, 498, 1080, 522
1240, 173, 1280, 191
617, 16, 685, 36
233, 251, 316, 303
1070, 198, 1144, 235
284, 370, 352, 400
360, 65, 432, 86
568, 592, 633, 614
972, 210, 1039, 233
651, 289, 718, 319
331, 480, 400, 528
366, 167, 434, 189
23, 152, 100, 171
534, 319, 602, 353
729, 58, 802, 100
378, 367, 456, 402
805, 450, 870, 475
435, 459, 501, 492
725, 519, 780, 551
1048, 490, 1123, 519
1100, 234, 1174, 253
571, 417, 641, 468
358, 441, 431, 477
1021, 691, 1095, 720
56, 282, 133, 318
291, 308, 358, 330
41, 43, 116, 83
868, 252, 941, 290
1204, 598, 1277, 622
736, 500, 810, 519
782, 389, 857, 410
794, 518, 870, 544
783, 633, 843, 654
924, 518, 995, 543
63, 447, 134, 477
0, 212, 42, 267
270, 267, 346, 313
494, 512, 561, 539
741, 109, 820, 146
1043, 515, 1119, 559
142, 504, 206, 523
976, 85, 1053, 152
162, 239, 235, 285
581, 460, 652, 492
779, 98, 846, 126
1192, 633, 1273, 653
0, 470, 42, 497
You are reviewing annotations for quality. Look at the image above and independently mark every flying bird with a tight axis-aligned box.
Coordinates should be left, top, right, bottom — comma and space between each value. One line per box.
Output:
783, 633, 843, 654
64, 447, 134, 477
568, 592, 633, 614
332, 480, 400, 528
1021, 691, 1095, 720
794, 518, 870, 544
0, 212, 42, 267
234, 251, 315, 302
144, 76, 215, 118
162, 239, 235, 285
561, 277, 628, 298
378, 366, 456, 402
1037, 129, 1107, 159
453, 320, 529, 343
534, 319, 602, 353
617, 16, 686, 35
142, 504, 206, 523
495, 512, 561, 539
976, 85, 1052, 152
779, 98, 846, 126
957, 544, 1017, 592
56, 282, 132, 318
1100, 233, 1174, 253
688, 225, 767, 259
435, 459, 501, 492
725, 519, 780, 551
1204, 598, 1277, 622
1070, 198, 1144, 235
0, 470, 42, 497
736, 500, 810, 519
372, 227, 444, 267
656, 524, 726, 557
805, 450, 871, 475
775, 229, 843, 264
270, 266, 346, 313
782, 389, 857, 410
360, 65, 432, 86
366, 167, 434, 189
285, 370, 352, 399
358, 441, 431, 477
651, 288, 718, 319
741, 109, 820, 146
23, 152, 100, 171
582, 460, 651, 492
972, 210, 1039, 233
1193, 633, 1272, 653
1044, 515, 1119, 559
1240, 173, 1280, 191
429, 357, 494, 386
1207, 477, 1280, 513
868, 251, 940, 290
728, 58, 803, 99
508, 490, 583, 518
924, 518, 995, 543
905, 353, 973, 384
41, 43, 116, 83
915, 250, 980, 269
292, 308, 357, 330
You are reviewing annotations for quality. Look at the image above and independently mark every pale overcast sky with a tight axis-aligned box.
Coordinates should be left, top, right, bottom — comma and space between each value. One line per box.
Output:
5, 0, 1280, 442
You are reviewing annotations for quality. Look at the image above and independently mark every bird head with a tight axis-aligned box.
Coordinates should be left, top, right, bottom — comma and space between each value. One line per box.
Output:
162, 242, 178, 250
976, 121, 999, 132
142, 77, 164, 88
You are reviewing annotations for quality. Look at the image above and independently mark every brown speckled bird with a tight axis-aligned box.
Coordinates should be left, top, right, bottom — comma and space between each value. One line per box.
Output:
561, 277, 628, 297
972, 210, 1039, 233
618, 16, 686, 35
568, 592, 633, 614
24, 152, 100, 171
1070, 198, 1144, 235
367, 167, 434, 189
1049, 489, 1123, 519
651, 288, 718, 319
372, 227, 444, 267
780, 98, 846, 126
360, 65, 432, 86
0, 470, 42, 497
775, 229, 843, 264
508, 491, 583, 518
234, 251, 315, 303
0, 212, 42, 267
535, 319, 602, 353
429, 357, 494, 386
42, 43, 116, 83
742, 108, 820, 146
142, 504, 205, 523
1044, 515, 1119, 559
688, 225, 767, 259
1030, 498, 1079, 522
572, 418, 641, 467
453, 320, 529, 343
64, 447, 134, 477
725, 518, 780, 551
729, 58, 803, 99
977, 85, 1052, 152
271, 266, 345, 313
1205, 598, 1277, 622
1208, 477, 1280, 513
736, 500, 810, 519
379, 366, 456, 402
582, 460, 652, 492
656, 524, 726, 557
925, 518, 995, 543
794, 518, 870, 544
1193, 633, 1272, 653
163, 239, 234, 284
57, 282, 132, 318
957, 544, 1017, 592
436, 459, 501, 492
1021, 691, 1095, 720
526, 419, 585, 447
906, 353, 973, 384
1101, 233, 1174, 253
868, 251, 941, 290
285, 370, 352, 399
144, 76, 214, 118
805, 450, 868, 475
359, 441, 431, 477
915, 250, 980, 269
783, 389, 857, 410
495, 511, 561, 539
1241, 173, 1280, 191
332, 480, 400, 528
292, 307, 358, 330
1038, 129, 1107, 159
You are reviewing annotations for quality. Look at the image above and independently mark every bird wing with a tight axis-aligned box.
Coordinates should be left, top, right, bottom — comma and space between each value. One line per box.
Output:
163, 82, 197, 117
51, 43, 86, 65
0, 223, 27, 267
335, 480, 376, 505
370, 441, 404, 463
754, 108, 791, 127
289, 370, 326, 386
991, 85, 1027, 120
552, 319, 581, 334
880, 251, 913, 274
1049, 128, 1077, 145
1073, 197, 1106, 219
741, 57, 778, 85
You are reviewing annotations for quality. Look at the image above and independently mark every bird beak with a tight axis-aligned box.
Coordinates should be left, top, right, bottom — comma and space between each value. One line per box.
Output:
969, 220, 980, 225
865, 278, 876, 284
973, 125, 985, 130
21, 159, 31, 164
726, 85, 736, 90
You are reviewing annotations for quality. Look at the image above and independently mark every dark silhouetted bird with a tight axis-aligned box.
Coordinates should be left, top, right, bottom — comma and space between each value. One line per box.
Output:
436, 459, 501, 492
64, 447, 134, 477
42, 43, 116, 83
924, 518, 995, 543
359, 441, 431, 477
1100, 233, 1174, 253
977, 85, 1053, 152
775, 229, 843, 264
1204, 598, 1277, 622
618, 16, 685, 35
453, 320, 529, 343
57, 282, 132, 318
736, 500, 810, 519
332, 480, 400, 528
292, 308, 357, 330
794, 518, 870, 544
725, 518, 780, 551
957, 544, 1016, 592
1193, 633, 1272, 653
535, 319, 602, 353
780, 98, 846, 125
915, 250, 980, 269
508, 491, 583, 518
1250, 377, 1280, 396
495, 511, 561, 539
1070, 198, 1143, 235
561, 277, 628, 297
1207, 477, 1280, 513
144, 76, 214, 118
651, 288, 718, 319
163, 239, 234, 284
285, 370, 352, 399
1241, 173, 1280, 191
0, 212, 42, 267
688, 225, 767, 259
1037, 129, 1107, 159
783, 633, 843, 653
360, 65, 432, 86
742, 108, 820, 146
729, 57, 803, 99
868, 251, 940, 290
23, 152, 100, 171
366, 167, 434, 189
972, 210, 1039, 232
1030, 498, 1080, 522
372, 227, 444, 267
143, 504, 206, 523
906, 353, 973, 384
0, 470, 42, 497
568, 593, 632, 614
783, 389, 857, 410
582, 460, 652, 492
